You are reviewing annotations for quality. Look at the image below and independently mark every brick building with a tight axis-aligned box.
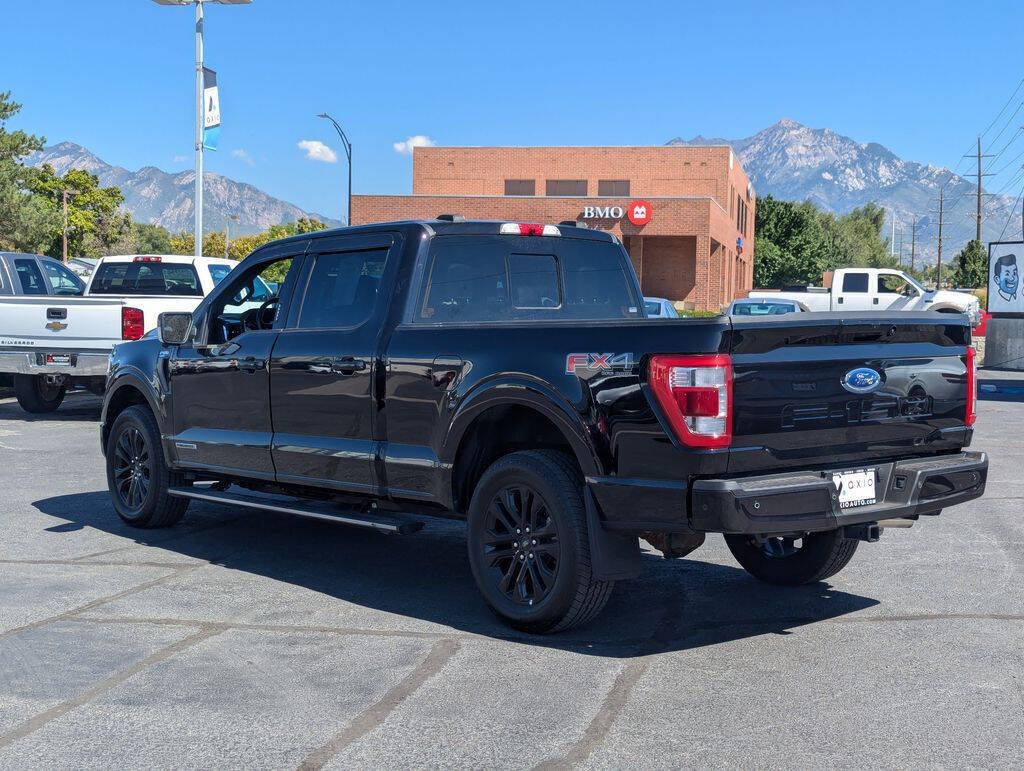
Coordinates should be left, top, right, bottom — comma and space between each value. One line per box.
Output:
352, 146, 755, 311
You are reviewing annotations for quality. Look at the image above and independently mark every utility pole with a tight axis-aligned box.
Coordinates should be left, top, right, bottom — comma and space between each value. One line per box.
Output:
964, 137, 993, 244
898, 229, 903, 266
937, 189, 944, 288
61, 188, 81, 264
910, 215, 917, 272
891, 216, 896, 257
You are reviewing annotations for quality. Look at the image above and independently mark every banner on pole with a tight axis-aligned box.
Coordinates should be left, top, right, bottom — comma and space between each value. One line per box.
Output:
202, 67, 220, 151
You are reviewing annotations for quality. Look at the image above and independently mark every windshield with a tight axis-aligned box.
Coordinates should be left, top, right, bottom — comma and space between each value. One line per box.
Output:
732, 301, 797, 316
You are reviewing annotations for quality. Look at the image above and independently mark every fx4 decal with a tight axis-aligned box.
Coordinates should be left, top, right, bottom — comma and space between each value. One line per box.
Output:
565, 352, 635, 375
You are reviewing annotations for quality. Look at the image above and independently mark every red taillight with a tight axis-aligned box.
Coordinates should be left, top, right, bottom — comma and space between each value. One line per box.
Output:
966, 346, 977, 427
122, 306, 144, 340
134, 255, 162, 263
649, 354, 732, 448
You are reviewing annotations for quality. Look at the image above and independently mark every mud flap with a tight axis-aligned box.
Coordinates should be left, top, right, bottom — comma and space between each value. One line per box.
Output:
584, 487, 643, 580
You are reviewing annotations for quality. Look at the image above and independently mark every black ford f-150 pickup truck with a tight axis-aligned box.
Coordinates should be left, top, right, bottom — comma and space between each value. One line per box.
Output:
100, 218, 987, 632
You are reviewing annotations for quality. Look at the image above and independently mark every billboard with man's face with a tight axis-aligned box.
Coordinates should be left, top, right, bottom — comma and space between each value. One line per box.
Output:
988, 241, 1024, 317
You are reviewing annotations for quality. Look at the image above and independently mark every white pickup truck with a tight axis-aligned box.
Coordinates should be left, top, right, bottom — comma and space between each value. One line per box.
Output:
749, 268, 982, 325
0, 254, 248, 412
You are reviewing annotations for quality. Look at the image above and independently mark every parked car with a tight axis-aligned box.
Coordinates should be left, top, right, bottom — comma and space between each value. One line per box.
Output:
749, 268, 982, 324
726, 298, 802, 316
67, 257, 99, 279
100, 219, 986, 633
643, 297, 680, 318
0, 254, 251, 413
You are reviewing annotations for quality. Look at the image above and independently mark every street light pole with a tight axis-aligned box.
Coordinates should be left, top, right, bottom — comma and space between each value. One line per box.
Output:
194, 0, 203, 257
152, 0, 252, 256
317, 113, 353, 226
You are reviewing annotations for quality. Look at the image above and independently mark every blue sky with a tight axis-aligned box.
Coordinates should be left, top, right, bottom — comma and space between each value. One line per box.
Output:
4, 0, 1023, 221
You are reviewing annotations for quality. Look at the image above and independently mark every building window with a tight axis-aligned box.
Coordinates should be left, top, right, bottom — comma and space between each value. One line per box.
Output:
597, 179, 630, 197
504, 179, 535, 196
736, 195, 748, 238
546, 179, 587, 197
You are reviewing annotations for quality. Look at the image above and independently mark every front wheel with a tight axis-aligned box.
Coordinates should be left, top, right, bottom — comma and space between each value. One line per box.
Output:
105, 405, 189, 528
14, 374, 66, 413
724, 529, 859, 585
466, 450, 614, 633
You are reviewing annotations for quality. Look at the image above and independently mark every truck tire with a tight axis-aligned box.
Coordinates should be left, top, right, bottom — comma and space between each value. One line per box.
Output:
724, 529, 859, 585
105, 405, 189, 528
14, 374, 66, 413
466, 450, 614, 633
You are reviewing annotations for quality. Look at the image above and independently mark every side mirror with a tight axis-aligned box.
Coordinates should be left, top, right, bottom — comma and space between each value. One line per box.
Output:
158, 312, 193, 345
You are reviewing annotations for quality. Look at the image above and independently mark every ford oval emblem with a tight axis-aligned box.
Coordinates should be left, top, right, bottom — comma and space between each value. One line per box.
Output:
842, 367, 882, 394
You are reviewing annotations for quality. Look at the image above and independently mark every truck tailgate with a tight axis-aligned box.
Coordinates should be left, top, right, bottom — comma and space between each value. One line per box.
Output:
727, 313, 972, 474
0, 296, 127, 352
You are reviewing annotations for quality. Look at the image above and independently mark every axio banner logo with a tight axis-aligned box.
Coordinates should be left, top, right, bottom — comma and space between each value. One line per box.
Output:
627, 200, 652, 226
566, 352, 635, 375
988, 241, 1023, 317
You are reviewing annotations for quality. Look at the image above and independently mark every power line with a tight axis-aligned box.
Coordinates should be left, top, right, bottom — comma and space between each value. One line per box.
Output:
997, 182, 1024, 242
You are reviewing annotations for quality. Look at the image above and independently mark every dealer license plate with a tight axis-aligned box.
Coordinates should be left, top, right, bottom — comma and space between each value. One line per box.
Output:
832, 468, 877, 509
44, 353, 71, 366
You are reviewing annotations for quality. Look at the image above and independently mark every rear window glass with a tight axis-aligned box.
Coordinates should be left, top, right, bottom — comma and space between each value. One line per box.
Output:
417, 236, 639, 323
841, 272, 869, 293
14, 259, 47, 295
90, 261, 202, 296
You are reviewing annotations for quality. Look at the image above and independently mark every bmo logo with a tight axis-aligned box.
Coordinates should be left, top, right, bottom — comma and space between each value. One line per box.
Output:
582, 205, 624, 219
581, 200, 654, 226
627, 200, 652, 226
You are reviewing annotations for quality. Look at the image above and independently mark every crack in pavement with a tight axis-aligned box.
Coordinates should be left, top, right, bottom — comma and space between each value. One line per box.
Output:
0, 625, 225, 750
296, 637, 462, 770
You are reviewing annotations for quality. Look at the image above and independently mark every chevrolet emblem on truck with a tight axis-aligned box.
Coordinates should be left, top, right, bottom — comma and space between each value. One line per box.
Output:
45, 321, 68, 332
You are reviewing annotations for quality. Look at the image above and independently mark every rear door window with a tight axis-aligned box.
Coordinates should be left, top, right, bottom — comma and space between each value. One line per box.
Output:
14, 259, 47, 295
417, 236, 640, 323
208, 263, 234, 286
90, 261, 202, 295
297, 249, 388, 329
40, 260, 85, 295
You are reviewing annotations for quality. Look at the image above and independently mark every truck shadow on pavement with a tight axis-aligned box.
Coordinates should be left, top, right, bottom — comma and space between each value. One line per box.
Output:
0, 393, 103, 422
34, 491, 880, 657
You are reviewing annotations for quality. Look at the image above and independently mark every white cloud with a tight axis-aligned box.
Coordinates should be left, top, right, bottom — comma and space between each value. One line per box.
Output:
173, 154, 186, 163
393, 135, 436, 155
298, 139, 338, 163
231, 148, 254, 166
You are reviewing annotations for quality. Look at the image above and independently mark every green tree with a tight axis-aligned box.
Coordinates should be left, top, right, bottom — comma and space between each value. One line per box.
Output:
951, 239, 987, 288
0, 91, 60, 253
134, 222, 174, 254
28, 165, 131, 259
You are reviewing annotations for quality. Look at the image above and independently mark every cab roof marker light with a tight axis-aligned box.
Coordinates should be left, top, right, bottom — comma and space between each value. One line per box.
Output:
134, 255, 162, 263
499, 223, 561, 236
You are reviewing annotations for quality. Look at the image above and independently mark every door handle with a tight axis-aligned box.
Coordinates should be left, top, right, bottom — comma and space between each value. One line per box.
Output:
873, 297, 879, 305
837, 297, 844, 304
238, 356, 265, 372
332, 356, 366, 374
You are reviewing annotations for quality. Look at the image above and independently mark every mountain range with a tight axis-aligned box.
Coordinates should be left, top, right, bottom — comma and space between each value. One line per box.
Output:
669, 119, 1018, 264
25, 142, 340, 237
27, 124, 1015, 264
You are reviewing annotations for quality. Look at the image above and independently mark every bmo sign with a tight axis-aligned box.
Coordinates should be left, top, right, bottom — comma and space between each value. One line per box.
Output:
582, 200, 653, 227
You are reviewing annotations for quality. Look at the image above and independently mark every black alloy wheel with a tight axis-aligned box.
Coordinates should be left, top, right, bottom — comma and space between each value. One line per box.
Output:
467, 450, 614, 633
112, 425, 152, 511
481, 485, 560, 607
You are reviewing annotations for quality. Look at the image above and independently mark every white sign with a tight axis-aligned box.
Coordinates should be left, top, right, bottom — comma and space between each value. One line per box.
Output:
583, 205, 624, 219
203, 68, 220, 129
988, 241, 1023, 316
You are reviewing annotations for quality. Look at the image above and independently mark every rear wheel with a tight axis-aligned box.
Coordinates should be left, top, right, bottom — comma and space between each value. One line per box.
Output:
724, 529, 859, 585
14, 374, 66, 413
466, 450, 614, 633
106, 405, 189, 528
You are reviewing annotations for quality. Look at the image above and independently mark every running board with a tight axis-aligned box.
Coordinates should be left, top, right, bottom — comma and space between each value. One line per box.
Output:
167, 486, 424, 535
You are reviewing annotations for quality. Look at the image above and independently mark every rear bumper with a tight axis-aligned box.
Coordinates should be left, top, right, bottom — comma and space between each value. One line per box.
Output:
0, 350, 110, 377
690, 451, 987, 534
588, 451, 987, 535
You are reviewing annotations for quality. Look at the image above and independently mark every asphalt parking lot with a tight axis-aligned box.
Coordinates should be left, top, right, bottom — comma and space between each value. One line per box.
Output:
0, 375, 1021, 769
